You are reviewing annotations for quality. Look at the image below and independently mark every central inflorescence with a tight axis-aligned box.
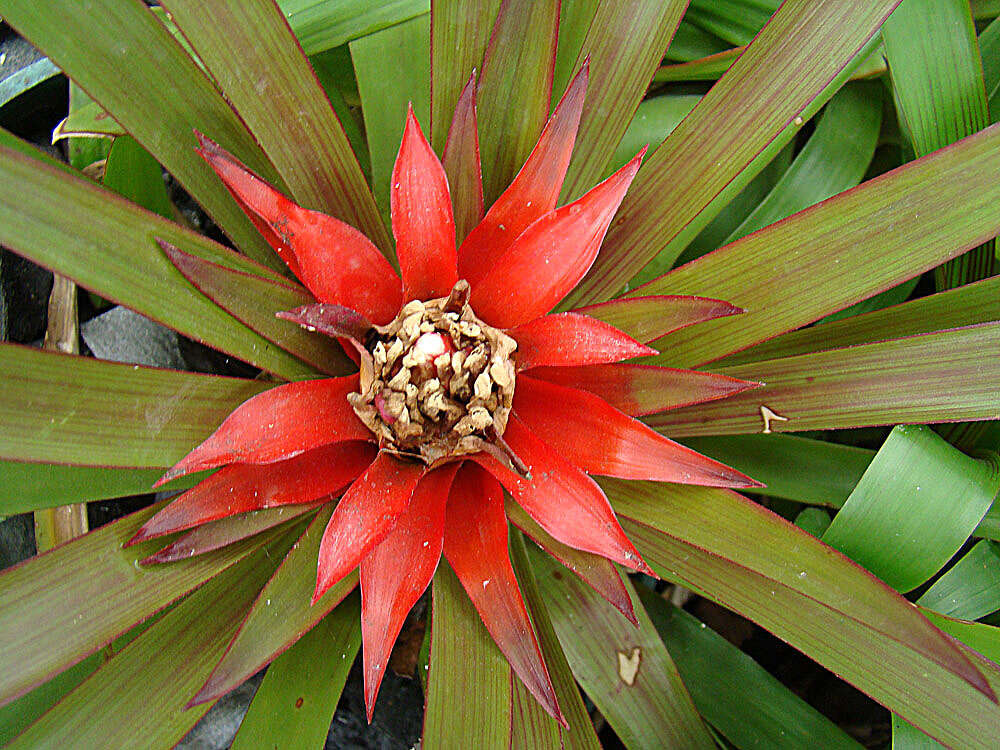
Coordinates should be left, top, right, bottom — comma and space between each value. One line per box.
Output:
348, 280, 517, 466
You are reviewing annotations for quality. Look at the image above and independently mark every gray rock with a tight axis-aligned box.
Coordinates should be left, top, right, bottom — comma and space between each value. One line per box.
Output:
81, 305, 185, 369
177, 673, 263, 750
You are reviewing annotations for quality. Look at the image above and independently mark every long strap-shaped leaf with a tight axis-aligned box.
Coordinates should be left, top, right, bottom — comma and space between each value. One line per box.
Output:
0, 134, 315, 380
6, 528, 294, 748
162, 0, 391, 254
0, 503, 269, 708
558, 0, 687, 202
605, 479, 1000, 749
648, 323, 1000, 436
430, 0, 501, 150
530, 548, 716, 749
639, 122, 1000, 368
0, 345, 269, 468
0, 0, 284, 268
568, 0, 901, 304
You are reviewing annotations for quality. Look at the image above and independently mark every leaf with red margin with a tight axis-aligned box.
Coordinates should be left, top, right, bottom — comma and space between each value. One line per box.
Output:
443, 462, 563, 725
514, 376, 761, 488
474, 416, 653, 574
195, 133, 402, 324
606, 478, 1000, 748
459, 62, 588, 284
133, 442, 375, 545
442, 72, 485, 243
156, 376, 369, 486
510, 312, 655, 370
527, 363, 760, 416
190, 507, 359, 706
573, 295, 744, 344
391, 106, 458, 300
158, 240, 350, 376
142, 503, 321, 564
470, 149, 644, 329
360, 464, 459, 719
504, 497, 636, 626
313, 453, 425, 602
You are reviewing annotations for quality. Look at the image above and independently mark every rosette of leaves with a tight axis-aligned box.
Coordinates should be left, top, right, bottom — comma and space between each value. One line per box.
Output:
1, 1, 1000, 748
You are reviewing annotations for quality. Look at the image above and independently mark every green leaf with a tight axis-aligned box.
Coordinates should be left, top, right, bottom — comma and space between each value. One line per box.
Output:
429, 0, 501, 151
0, 133, 316, 380
717, 275, 1000, 366
822, 426, 999, 592
192, 507, 359, 705
982, 16, 1000, 123
102, 135, 173, 219
6, 530, 292, 748
664, 20, 730, 62
350, 14, 431, 225
918, 540, 1000, 620
0, 502, 268, 707
795, 507, 833, 537
280, 0, 430, 56
0, 0, 283, 268
637, 121, 1000, 368
531, 550, 715, 749
684, 0, 780, 46
680, 434, 874, 508
722, 80, 882, 244
163, 0, 391, 255
476, 0, 559, 205
160, 243, 351, 376
648, 324, 1000, 436
606, 479, 1000, 748
606, 94, 702, 178
61, 83, 116, 168
558, 0, 687, 202
510, 532, 600, 750
0, 345, 269, 467
882, 0, 996, 290
425, 560, 512, 748
231, 593, 362, 749
309, 47, 371, 178
568, 0, 901, 305
0, 461, 200, 516
636, 586, 864, 750
550, 0, 600, 108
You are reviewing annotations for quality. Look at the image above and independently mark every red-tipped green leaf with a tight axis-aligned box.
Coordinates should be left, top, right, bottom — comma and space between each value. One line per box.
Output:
476, 416, 652, 574
142, 504, 322, 564
134, 442, 375, 544
158, 240, 350, 376
649, 323, 1000, 436
458, 62, 588, 285
391, 106, 459, 300
0, 345, 269, 468
574, 295, 744, 344
443, 462, 563, 724
314, 453, 425, 601
360, 464, 458, 720
475, 0, 559, 205
511, 312, 655, 370
471, 150, 644, 329
196, 134, 402, 324
504, 496, 636, 626
442, 72, 485, 243
527, 363, 761, 416
157, 376, 368, 485
515, 375, 760, 488
190, 507, 359, 707
162, 0, 391, 254
571, 1, 902, 304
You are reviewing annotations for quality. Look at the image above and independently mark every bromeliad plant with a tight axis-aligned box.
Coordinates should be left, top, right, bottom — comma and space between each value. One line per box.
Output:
2, 0, 1000, 748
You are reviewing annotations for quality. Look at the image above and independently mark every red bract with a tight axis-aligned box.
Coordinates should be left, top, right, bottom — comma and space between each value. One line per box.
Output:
133, 66, 761, 723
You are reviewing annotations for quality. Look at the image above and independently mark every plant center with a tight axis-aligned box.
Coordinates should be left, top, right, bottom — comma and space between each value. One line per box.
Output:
348, 280, 517, 466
